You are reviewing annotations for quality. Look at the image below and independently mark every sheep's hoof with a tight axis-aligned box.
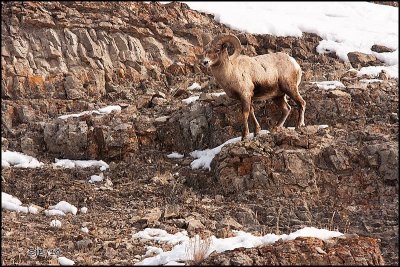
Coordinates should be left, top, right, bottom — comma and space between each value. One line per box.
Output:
241, 135, 250, 141
254, 128, 261, 137
270, 126, 283, 133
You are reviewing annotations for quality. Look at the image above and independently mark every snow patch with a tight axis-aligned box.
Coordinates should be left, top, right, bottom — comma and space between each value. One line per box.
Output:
187, 82, 202, 90
210, 92, 226, 97
50, 220, 62, 228
190, 130, 269, 171
44, 209, 66, 216
132, 228, 189, 245
49, 201, 78, 215
53, 159, 109, 171
80, 207, 88, 214
134, 226, 343, 265
81, 227, 89, 233
144, 246, 164, 257
181, 2, 398, 79
28, 205, 39, 214
59, 105, 121, 120
359, 79, 383, 84
155, 116, 170, 122
58, 256, 75, 266
167, 152, 184, 159
1, 150, 44, 168
182, 95, 200, 104
311, 81, 345, 90
1, 192, 34, 213
89, 173, 104, 183
357, 65, 398, 78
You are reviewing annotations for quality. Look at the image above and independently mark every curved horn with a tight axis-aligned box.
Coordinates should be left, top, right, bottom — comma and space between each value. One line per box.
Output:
212, 34, 242, 59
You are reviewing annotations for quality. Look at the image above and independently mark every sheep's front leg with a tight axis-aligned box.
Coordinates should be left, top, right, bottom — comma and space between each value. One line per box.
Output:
250, 104, 261, 136
241, 98, 251, 140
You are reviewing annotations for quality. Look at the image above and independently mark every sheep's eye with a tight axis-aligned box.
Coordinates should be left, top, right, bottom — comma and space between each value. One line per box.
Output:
215, 49, 221, 53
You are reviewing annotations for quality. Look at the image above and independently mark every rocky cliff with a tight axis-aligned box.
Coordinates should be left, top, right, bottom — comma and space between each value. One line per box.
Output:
1, 1, 398, 265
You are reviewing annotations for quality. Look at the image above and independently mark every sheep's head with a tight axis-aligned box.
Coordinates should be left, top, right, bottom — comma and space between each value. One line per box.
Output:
201, 34, 242, 68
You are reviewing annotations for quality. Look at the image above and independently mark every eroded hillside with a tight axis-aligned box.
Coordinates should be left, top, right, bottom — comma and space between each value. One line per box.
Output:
1, 1, 398, 265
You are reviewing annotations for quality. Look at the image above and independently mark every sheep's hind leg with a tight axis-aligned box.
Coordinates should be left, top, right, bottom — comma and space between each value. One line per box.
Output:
250, 104, 261, 136
273, 95, 291, 128
284, 88, 306, 128
241, 98, 251, 140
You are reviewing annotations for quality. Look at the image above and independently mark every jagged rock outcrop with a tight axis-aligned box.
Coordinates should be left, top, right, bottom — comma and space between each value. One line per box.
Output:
201, 236, 385, 265
347, 52, 383, 68
196, 125, 397, 265
213, 126, 398, 194
159, 79, 398, 153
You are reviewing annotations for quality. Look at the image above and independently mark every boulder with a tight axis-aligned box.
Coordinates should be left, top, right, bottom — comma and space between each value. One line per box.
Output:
347, 51, 382, 68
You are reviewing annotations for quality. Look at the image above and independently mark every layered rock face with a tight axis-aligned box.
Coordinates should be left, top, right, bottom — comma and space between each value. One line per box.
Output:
1, 1, 349, 159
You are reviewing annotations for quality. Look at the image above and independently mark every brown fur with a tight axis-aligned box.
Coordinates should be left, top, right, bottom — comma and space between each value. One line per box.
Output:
202, 34, 306, 140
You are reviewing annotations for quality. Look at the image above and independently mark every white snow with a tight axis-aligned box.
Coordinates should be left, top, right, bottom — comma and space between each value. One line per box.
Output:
44, 209, 66, 216
2, 192, 22, 206
132, 228, 189, 245
190, 130, 269, 171
155, 116, 170, 122
58, 105, 121, 119
2, 201, 28, 213
187, 82, 202, 90
134, 226, 343, 265
144, 246, 164, 257
1, 192, 34, 213
53, 159, 109, 171
97, 105, 122, 114
80, 207, 88, 214
210, 92, 226, 97
311, 81, 345, 90
167, 152, 184, 159
164, 261, 185, 266
89, 174, 104, 183
58, 256, 75, 266
49, 201, 78, 215
50, 219, 62, 228
81, 227, 89, 233
181, 2, 398, 79
1, 150, 44, 168
318, 125, 329, 129
182, 95, 200, 104
28, 205, 39, 214
2, 160, 10, 167
357, 65, 398, 78
359, 79, 383, 84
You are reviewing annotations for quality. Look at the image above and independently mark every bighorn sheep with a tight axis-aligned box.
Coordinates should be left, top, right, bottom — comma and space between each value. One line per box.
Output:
201, 34, 306, 140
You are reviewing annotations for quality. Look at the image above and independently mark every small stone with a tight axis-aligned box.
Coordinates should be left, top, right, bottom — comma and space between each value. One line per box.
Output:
76, 238, 93, 249
347, 51, 381, 68
142, 207, 162, 224
186, 218, 204, 232
371, 44, 395, 53
221, 217, 243, 229
164, 205, 180, 219
151, 97, 168, 106
315, 246, 327, 254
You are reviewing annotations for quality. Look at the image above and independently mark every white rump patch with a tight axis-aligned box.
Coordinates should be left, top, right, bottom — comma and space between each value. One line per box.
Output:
289, 56, 301, 71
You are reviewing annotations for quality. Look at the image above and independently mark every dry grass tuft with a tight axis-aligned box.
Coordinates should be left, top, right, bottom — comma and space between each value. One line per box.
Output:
185, 235, 213, 265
